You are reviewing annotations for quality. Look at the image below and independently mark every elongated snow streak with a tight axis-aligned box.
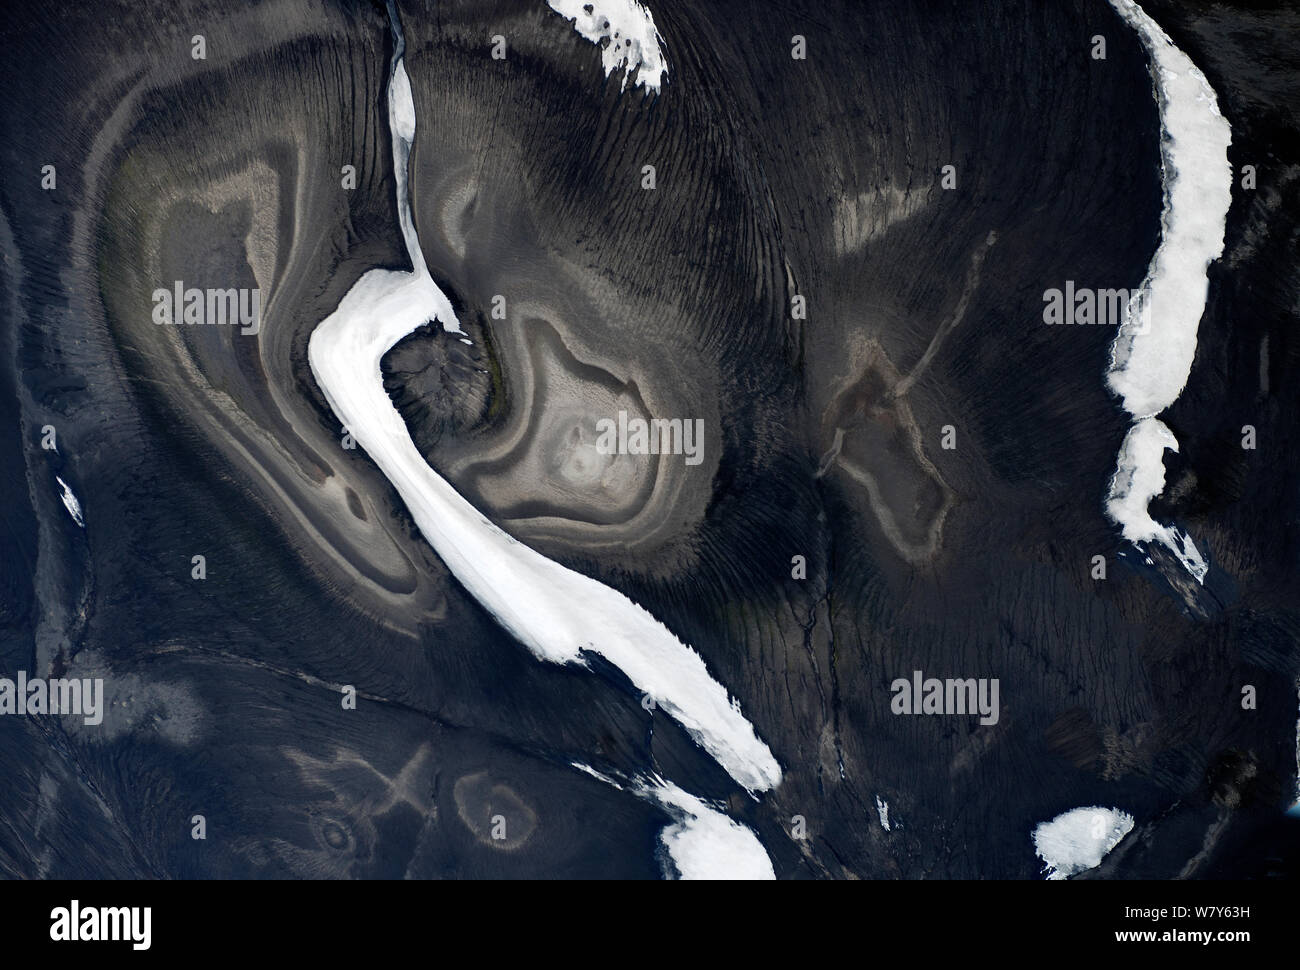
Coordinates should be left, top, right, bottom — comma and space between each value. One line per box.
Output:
1107, 417, 1207, 580
547, 0, 667, 92
1032, 806, 1134, 880
1103, 0, 1232, 584
56, 476, 84, 529
308, 43, 779, 794
572, 764, 775, 879
875, 795, 891, 832
1293, 681, 1299, 814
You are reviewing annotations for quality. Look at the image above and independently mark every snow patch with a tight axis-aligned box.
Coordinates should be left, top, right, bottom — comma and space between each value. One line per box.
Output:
645, 778, 774, 880
1105, 417, 1208, 581
547, 0, 667, 92
875, 795, 891, 832
1032, 806, 1134, 880
572, 763, 774, 878
56, 476, 84, 529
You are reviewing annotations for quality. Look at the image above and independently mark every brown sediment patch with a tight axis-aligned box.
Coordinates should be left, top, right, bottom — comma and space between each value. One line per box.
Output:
455, 316, 659, 526
819, 340, 954, 562
453, 771, 538, 850
834, 184, 935, 255
402, 82, 723, 568
443, 281, 719, 564
818, 232, 996, 563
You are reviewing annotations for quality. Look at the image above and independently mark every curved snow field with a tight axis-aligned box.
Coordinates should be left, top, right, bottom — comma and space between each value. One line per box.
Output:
572, 764, 775, 879
1103, 0, 1232, 583
308, 51, 780, 797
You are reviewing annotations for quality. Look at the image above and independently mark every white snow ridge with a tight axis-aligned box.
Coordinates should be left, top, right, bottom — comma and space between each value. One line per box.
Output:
1103, 0, 1232, 584
308, 44, 779, 795
56, 476, 85, 528
646, 778, 775, 880
1106, 418, 1208, 582
1032, 806, 1134, 880
547, 0, 667, 92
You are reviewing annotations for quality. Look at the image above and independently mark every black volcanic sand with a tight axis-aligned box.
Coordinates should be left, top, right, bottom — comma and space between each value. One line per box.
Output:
0, 0, 1296, 878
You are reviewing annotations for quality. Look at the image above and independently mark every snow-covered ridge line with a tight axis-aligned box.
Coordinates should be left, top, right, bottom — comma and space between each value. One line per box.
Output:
56, 476, 85, 529
308, 36, 778, 794
547, 0, 667, 92
1103, 0, 1232, 584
